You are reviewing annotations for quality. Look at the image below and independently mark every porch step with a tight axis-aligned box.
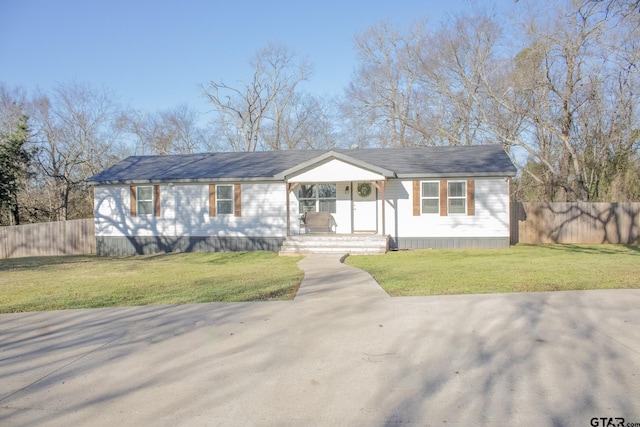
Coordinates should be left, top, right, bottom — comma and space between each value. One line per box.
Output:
279, 234, 389, 255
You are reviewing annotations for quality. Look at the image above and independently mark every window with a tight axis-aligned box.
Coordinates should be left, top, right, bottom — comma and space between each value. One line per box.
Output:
137, 186, 153, 215
421, 181, 439, 214
318, 184, 336, 213
216, 185, 234, 215
298, 183, 336, 213
298, 184, 317, 213
448, 181, 466, 214
413, 179, 474, 217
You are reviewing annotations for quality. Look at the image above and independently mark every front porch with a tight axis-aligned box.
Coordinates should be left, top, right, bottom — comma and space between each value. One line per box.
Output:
278, 151, 395, 237
276, 150, 395, 255
279, 233, 389, 255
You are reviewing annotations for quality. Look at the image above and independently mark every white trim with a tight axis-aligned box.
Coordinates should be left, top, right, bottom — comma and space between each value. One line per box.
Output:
216, 184, 234, 215
136, 185, 154, 216
296, 183, 337, 214
420, 181, 440, 215
447, 180, 467, 215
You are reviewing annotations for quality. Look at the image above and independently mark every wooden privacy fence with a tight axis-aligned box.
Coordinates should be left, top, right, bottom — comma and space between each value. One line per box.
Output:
1, 205, 638, 258
511, 202, 640, 244
0, 218, 96, 259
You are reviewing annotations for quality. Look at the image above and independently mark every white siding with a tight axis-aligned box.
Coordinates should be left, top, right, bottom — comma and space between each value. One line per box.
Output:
383, 178, 510, 239
94, 186, 147, 237
232, 182, 287, 237
94, 182, 288, 238
95, 178, 510, 240
171, 184, 208, 236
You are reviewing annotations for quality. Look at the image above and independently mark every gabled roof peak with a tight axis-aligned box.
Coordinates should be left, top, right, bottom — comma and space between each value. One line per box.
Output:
274, 150, 396, 180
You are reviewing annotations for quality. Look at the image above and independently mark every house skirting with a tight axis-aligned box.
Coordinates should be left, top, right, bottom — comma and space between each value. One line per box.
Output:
96, 236, 286, 256
390, 237, 509, 250
96, 235, 509, 255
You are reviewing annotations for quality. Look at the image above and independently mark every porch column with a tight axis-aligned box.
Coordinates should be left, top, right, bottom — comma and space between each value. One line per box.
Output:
286, 183, 290, 237
372, 180, 386, 235
286, 182, 299, 237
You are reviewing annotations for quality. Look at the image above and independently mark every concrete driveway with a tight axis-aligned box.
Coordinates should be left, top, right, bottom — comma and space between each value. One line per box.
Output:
1, 255, 639, 426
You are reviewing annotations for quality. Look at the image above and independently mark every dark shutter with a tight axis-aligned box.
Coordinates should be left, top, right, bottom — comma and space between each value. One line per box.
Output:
412, 181, 420, 216
154, 185, 161, 217
234, 183, 242, 217
440, 180, 448, 216
467, 180, 475, 216
130, 185, 137, 217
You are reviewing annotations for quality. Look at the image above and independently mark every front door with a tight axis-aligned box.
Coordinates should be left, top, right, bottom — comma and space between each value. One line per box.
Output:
352, 182, 377, 232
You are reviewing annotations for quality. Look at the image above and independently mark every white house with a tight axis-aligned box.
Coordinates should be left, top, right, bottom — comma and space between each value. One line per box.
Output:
88, 145, 517, 255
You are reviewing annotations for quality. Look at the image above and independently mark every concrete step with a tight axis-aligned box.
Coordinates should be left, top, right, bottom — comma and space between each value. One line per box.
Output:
279, 234, 389, 255
281, 240, 386, 248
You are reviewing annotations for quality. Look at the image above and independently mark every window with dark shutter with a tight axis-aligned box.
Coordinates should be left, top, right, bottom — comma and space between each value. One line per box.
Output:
136, 186, 154, 215
209, 183, 241, 216
415, 179, 475, 217
467, 179, 475, 216
216, 185, 234, 215
448, 181, 466, 214
421, 181, 439, 214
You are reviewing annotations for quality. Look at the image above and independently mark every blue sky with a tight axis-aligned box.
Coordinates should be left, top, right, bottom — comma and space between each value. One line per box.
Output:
1, 0, 493, 115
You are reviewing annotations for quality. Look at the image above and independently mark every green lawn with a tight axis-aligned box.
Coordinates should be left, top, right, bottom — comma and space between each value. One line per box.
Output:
344, 244, 640, 296
0, 251, 304, 313
2, 245, 638, 313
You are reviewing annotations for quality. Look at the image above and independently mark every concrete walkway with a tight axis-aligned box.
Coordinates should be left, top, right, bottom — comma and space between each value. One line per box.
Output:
1, 254, 639, 426
295, 254, 389, 300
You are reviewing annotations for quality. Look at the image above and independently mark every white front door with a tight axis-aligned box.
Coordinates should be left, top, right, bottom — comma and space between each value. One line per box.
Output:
352, 182, 377, 232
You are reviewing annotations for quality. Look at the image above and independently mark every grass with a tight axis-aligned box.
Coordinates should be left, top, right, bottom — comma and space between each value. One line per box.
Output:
344, 244, 640, 296
0, 251, 304, 313
3, 245, 638, 313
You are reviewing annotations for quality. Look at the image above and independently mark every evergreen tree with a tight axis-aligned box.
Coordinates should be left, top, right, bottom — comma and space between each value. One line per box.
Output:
0, 115, 31, 225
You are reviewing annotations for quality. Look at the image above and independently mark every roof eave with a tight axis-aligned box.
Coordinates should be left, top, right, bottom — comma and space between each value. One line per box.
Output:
88, 176, 281, 186
89, 171, 518, 185
396, 171, 517, 179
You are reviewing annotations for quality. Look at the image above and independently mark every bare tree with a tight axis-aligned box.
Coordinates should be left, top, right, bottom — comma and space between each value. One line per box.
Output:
30, 82, 122, 220
343, 2, 638, 201
163, 105, 209, 154
120, 104, 209, 155
261, 93, 337, 150
0, 84, 28, 136
345, 15, 501, 148
345, 20, 428, 147
117, 109, 151, 155
202, 43, 312, 151
421, 13, 502, 146
483, 0, 640, 201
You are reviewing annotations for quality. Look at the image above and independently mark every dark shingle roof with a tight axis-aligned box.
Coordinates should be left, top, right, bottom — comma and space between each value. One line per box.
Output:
88, 145, 517, 184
